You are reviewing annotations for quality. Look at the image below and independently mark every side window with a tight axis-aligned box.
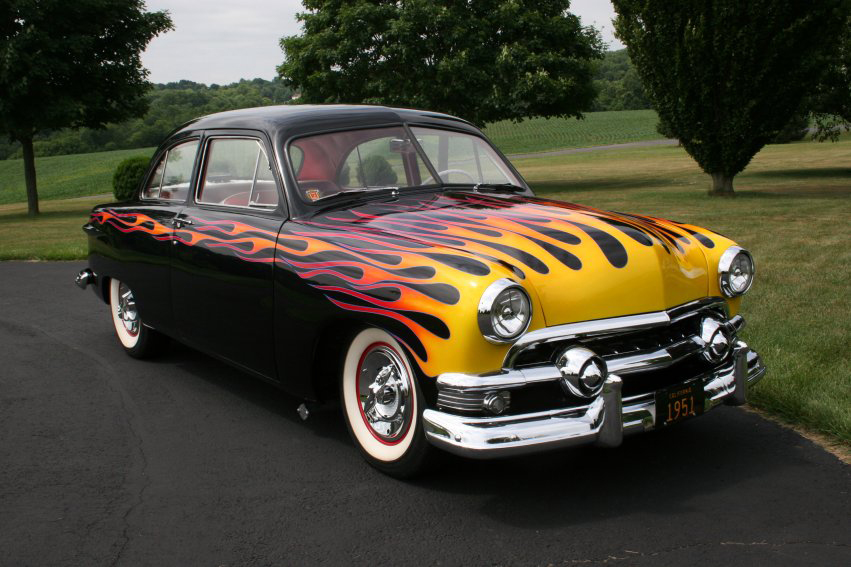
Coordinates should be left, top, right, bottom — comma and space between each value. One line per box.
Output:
141, 157, 165, 199
160, 141, 198, 201
141, 139, 199, 201
197, 138, 279, 208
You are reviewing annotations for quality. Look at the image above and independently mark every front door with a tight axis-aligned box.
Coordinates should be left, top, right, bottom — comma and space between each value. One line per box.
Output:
170, 132, 285, 379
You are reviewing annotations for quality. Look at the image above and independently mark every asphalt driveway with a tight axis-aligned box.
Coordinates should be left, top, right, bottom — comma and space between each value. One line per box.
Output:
0, 262, 848, 566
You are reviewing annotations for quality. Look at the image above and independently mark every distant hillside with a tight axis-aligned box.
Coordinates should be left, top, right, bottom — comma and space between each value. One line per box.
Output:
0, 79, 293, 160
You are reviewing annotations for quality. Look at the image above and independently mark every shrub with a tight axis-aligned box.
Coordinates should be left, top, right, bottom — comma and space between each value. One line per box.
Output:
356, 155, 398, 186
112, 156, 151, 200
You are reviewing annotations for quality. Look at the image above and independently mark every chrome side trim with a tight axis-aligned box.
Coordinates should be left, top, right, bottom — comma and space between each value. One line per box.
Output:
504, 297, 728, 368
424, 342, 766, 458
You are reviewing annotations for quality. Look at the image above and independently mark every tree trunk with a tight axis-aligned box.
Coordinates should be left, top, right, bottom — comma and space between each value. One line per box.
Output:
709, 172, 735, 196
20, 135, 40, 216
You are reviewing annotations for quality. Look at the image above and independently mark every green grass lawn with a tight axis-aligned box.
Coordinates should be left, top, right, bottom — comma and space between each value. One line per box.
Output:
1, 132, 848, 447
484, 109, 661, 155
0, 196, 106, 260
0, 146, 154, 205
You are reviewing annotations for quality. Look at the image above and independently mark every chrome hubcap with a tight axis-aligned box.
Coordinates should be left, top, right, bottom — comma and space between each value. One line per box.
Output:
116, 283, 139, 336
358, 345, 412, 442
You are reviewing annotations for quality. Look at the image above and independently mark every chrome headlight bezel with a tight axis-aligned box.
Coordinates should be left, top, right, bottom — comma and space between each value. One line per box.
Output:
718, 246, 755, 297
477, 279, 532, 344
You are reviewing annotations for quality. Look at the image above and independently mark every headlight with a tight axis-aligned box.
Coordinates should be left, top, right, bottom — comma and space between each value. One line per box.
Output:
478, 279, 532, 343
718, 246, 755, 297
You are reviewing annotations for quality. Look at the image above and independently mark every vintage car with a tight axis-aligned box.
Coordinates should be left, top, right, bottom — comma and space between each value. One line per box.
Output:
76, 105, 765, 476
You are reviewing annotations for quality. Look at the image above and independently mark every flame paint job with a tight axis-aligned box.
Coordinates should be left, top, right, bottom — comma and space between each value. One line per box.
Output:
89, 190, 738, 378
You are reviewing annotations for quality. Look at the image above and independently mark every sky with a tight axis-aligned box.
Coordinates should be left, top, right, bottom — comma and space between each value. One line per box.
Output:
142, 0, 624, 85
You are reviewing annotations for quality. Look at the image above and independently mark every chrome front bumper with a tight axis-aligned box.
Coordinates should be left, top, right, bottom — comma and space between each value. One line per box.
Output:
423, 343, 766, 458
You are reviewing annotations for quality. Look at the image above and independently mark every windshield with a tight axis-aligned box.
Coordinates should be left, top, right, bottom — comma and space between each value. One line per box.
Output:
409, 127, 521, 187
287, 126, 522, 204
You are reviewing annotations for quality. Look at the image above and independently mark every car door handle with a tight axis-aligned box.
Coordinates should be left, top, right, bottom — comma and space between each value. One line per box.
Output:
174, 217, 194, 228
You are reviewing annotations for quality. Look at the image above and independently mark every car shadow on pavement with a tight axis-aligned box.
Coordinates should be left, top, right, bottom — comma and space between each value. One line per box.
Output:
411, 409, 797, 529
145, 339, 801, 531
148, 340, 353, 446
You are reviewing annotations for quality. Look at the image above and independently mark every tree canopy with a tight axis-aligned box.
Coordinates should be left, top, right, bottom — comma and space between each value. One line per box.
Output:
613, 0, 850, 195
809, 15, 851, 141
0, 0, 172, 214
592, 49, 651, 111
279, 0, 604, 126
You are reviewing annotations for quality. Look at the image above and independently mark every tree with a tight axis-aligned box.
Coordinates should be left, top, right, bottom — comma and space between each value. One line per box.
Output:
592, 49, 652, 111
278, 0, 603, 126
810, 15, 851, 141
612, 1, 850, 195
0, 1, 172, 215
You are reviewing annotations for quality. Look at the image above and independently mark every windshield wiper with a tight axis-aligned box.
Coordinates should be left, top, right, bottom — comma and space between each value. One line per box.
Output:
472, 183, 527, 194
312, 186, 399, 204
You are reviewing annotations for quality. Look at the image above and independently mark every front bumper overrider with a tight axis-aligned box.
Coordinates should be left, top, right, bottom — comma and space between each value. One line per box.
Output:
423, 303, 766, 458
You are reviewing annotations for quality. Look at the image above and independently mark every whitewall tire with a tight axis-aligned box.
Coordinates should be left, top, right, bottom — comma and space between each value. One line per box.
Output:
341, 328, 432, 477
109, 278, 166, 358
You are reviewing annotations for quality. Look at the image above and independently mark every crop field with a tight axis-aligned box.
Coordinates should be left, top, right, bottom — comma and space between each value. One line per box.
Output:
0, 147, 155, 205
484, 109, 661, 155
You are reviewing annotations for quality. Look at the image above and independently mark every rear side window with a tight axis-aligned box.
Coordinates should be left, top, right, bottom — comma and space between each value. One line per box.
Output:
197, 138, 279, 208
141, 140, 199, 201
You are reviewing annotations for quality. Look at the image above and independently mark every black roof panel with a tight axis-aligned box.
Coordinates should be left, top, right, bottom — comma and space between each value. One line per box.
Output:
176, 104, 478, 139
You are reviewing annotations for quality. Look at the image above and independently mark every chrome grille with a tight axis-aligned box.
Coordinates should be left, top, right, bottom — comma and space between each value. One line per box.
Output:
435, 298, 743, 416
507, 298, 734, 373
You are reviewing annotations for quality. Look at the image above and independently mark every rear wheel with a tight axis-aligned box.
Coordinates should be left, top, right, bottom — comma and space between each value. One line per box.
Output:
340, 328, 432, 478
109, 278, 167, 358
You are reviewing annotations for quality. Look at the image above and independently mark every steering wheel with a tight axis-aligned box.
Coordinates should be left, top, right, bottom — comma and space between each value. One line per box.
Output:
422, 169, 477, 185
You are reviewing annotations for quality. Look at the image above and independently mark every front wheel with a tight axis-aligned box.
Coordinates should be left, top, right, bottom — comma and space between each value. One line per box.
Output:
109, 278, 167, 359
340, 328, 432, 478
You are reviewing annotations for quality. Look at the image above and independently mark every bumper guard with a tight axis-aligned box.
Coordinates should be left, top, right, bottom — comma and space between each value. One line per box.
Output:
423, 342, 765, 458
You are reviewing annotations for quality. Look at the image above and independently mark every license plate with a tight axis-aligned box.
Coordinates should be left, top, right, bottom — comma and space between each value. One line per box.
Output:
656, 382, 704, 427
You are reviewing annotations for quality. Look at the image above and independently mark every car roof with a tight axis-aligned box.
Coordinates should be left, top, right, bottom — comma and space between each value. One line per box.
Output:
174, 104, 480, 139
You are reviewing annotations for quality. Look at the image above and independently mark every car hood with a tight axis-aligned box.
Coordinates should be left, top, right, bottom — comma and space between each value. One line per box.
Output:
290, 191, 720, 327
